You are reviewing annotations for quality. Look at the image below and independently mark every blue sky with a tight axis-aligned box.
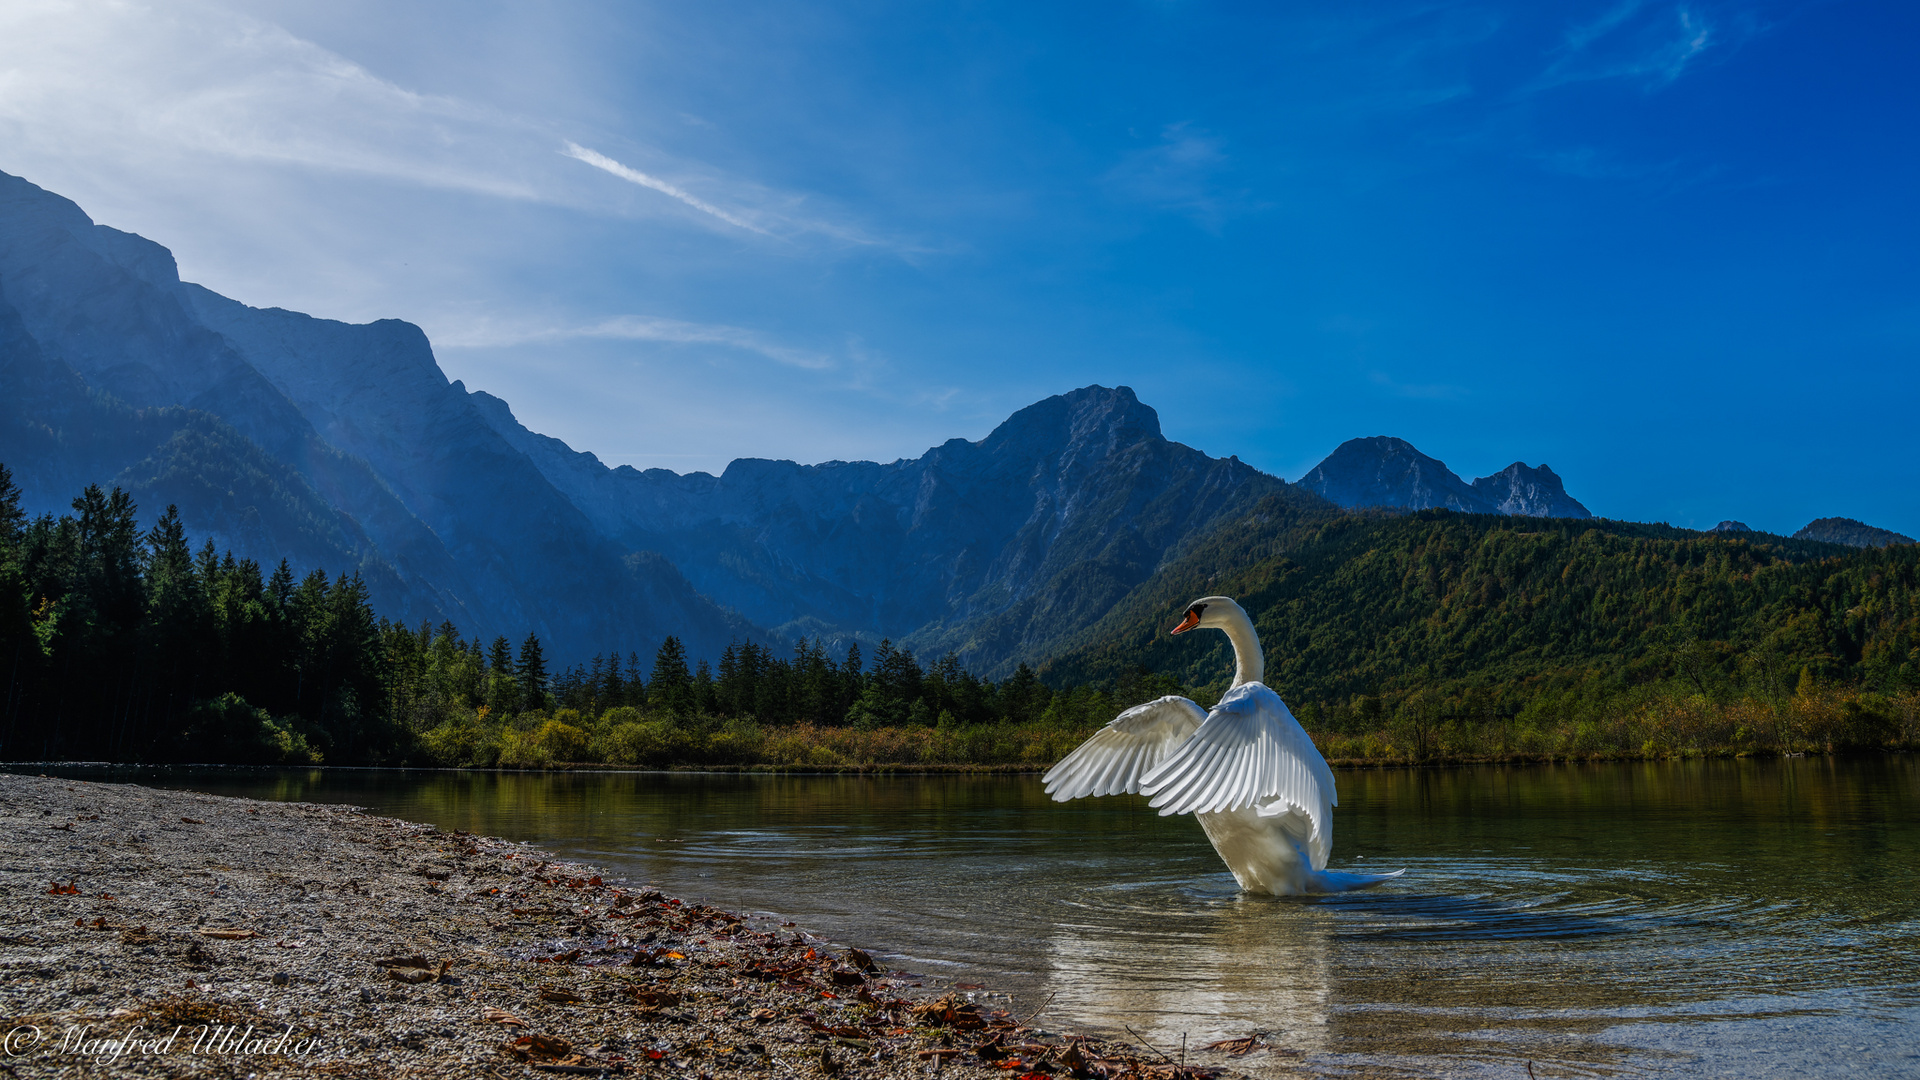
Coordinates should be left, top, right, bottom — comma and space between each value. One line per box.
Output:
1, 0, 1914, 536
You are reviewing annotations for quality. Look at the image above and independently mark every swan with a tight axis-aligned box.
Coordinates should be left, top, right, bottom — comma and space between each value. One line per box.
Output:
1044, 596, 1401, 895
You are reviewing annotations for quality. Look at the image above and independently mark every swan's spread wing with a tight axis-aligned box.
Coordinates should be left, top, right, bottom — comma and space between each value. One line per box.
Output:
1043, 695, 1209, 801
1138, 683, 1338, 866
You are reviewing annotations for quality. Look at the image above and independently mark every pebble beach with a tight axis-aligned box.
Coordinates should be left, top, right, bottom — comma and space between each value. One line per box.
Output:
0, 772, 1258, 1079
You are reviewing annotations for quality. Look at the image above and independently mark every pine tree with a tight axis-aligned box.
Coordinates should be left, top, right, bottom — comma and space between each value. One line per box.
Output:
488, 636, 514, 673
650, 635, 692, 717
517, 632, 549, 707
0, 463, 24, 544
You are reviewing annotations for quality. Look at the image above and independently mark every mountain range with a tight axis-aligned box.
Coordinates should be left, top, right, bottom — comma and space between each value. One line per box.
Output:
0, 169, 1908, 674
1299, 435, 1591, 519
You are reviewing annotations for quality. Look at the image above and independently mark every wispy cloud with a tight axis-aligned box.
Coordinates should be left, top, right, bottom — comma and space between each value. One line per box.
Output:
1103, 122, 1244, 226
1528, 3, 1727, 93
0, 0, 891, 248
562, 142, 770, 235
435, 314, 833, 370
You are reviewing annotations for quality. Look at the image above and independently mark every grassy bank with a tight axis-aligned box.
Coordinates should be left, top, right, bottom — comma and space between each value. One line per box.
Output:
409, 683, 1920, 771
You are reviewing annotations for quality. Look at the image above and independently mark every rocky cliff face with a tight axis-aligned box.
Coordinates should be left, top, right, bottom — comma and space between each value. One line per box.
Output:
1470, 462, 1591, 518
1792, 517, 1915, 548
1299, 436, 1590, 519
0, 169, 748, 662
477, 385, 1315, 673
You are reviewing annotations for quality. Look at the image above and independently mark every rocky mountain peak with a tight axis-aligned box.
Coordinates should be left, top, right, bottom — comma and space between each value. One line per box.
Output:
1299, 436, 1592, 520
981, 384, 1161, 461
1470, 462, 1591, 519
1299, 436, 1491, 514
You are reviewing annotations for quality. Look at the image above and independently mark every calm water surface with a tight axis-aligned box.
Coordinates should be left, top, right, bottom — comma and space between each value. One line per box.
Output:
22, 759, 1918, 1078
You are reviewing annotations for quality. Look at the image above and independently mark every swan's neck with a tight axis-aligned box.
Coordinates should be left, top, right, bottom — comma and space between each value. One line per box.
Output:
1220, 611, 1265, 688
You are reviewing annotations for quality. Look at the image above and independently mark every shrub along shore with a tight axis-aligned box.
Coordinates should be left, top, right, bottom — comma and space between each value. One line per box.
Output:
403, 683, 1920, 772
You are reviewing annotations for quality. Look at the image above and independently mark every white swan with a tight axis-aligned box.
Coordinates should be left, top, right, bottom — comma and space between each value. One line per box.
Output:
1044, 596, 1401, 895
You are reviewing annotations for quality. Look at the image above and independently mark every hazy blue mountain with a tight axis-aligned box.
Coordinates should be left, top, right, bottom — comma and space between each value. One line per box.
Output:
1792, 517, 1914, 548
1, 169, 1315, 673
476, 384, 1320, 674
1300, 436, 1591, 519
1712, 520, 1753, 533
0, 169, 749, 662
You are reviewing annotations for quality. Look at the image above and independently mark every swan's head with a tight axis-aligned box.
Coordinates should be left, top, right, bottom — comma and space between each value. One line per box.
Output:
1170, 595, 1250, 636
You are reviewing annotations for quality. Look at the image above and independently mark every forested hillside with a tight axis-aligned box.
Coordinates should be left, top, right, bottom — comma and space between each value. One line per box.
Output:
1044, 497, 1920, 755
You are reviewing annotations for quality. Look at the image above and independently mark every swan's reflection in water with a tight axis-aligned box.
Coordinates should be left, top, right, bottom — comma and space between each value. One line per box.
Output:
1044, 880, 1335, 1057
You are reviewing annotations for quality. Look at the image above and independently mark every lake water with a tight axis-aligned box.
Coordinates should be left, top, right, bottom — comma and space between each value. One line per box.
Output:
17, 758, 1918, 1078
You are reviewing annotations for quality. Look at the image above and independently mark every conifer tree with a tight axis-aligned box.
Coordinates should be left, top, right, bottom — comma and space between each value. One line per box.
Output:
650, 635, 692, 717
517, 632, 548, 707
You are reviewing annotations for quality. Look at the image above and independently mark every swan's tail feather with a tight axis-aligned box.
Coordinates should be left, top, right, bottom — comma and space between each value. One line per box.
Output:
1302, 867, 1404, 893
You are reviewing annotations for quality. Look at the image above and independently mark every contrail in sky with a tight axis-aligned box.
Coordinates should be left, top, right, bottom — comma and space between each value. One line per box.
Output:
562, 141, 769, 234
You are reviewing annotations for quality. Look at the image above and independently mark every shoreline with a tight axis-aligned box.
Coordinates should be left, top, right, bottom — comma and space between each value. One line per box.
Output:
0, 773, 1237, 1079
5, 746, 1887, 780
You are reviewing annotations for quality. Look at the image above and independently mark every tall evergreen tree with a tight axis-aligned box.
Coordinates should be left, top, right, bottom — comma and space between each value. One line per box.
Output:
517, 632, 548, 707
487, 636, 514, 673
651, 635, 692, 717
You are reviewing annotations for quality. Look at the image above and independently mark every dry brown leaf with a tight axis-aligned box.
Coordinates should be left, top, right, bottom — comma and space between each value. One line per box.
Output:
197, 928, 257, 940
1199, 1034, 1267, 1058
483, 1006, 528, 1027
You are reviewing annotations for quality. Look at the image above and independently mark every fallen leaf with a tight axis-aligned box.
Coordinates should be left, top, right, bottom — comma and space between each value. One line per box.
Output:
47, 880, 80, 896
197, 929, 258, 940
180, 817, 203, 824
483, 1007, 528, 1027
522, 1033, 574, 1058
1199, 1034, 1268, 1058
374, 955, 432, 969
540, 989, 586, 1004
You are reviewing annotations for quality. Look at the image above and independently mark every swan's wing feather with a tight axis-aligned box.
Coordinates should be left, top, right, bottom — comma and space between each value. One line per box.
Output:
1043, 695, 1209, 801
1138, 684, 1339, 867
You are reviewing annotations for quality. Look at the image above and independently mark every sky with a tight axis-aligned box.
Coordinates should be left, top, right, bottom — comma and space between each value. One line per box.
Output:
0, 0, 1915, 537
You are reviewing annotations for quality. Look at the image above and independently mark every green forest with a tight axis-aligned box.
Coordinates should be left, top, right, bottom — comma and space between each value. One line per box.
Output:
2, 469, 1915, 770
1043, 496, 1920, 761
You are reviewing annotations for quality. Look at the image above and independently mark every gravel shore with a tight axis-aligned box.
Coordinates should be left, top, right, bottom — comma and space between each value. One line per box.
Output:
0, 773, 1249, 1080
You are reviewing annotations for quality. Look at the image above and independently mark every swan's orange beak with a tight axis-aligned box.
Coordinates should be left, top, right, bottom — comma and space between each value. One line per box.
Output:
1170, 609, 1201, 635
